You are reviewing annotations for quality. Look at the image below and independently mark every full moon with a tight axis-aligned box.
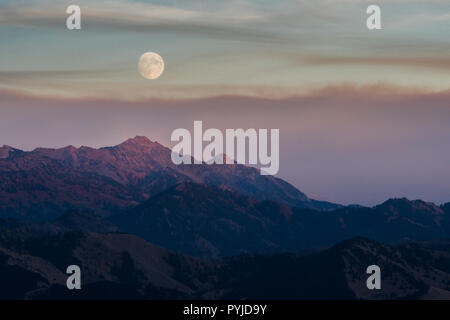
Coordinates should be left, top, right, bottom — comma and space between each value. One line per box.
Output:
138, 52, 165, 80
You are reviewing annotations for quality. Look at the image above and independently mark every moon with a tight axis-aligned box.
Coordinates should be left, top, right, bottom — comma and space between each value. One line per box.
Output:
138, 52, 165, 80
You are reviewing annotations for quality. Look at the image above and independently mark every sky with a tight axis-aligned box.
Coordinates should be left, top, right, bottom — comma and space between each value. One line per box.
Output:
0, 0, 450, 206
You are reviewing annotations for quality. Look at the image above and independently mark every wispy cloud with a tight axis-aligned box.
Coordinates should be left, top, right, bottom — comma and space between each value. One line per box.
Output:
1, 81, 447, 102
1, 0, 449, 99
0, 0, 282, 42
303, 55, 450, 71
0, 69, 116, 80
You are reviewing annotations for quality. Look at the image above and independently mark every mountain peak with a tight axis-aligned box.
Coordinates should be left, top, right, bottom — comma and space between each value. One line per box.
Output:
378, 198, 441, 210
0, 145, 17, 159
63, 145, 77, 151
377, 197, 410, 207
375, 197, 445, 220
112, 136, 168, 154
0, 145, 12, 151
331, 236, 382, 250
120, 136, 153, 146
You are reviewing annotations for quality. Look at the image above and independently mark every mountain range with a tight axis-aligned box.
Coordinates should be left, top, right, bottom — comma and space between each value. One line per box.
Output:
111, 182, 450, 257
1, 137, 450, 299
0, 136, 338, 221
1, 137, 450, 257
1, 215, 449, 299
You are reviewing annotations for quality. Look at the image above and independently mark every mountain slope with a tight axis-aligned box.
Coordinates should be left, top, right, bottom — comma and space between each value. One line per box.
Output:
1, 228, 450, 299
0, 231, 203, 299
208, 237, 450, 300
332, 198, 450, 242
111, 182, 308, 258
111, 182, 450, 258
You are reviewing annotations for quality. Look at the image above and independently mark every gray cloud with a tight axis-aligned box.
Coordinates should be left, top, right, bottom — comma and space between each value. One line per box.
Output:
0, 1, 288, 43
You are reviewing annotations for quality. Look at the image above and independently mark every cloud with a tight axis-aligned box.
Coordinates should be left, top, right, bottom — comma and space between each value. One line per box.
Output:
2, 0, 449, 100
0, 0, 284, 43
1, 82, 448, 103
0, 69, 116, 80
302, 55, 450, 71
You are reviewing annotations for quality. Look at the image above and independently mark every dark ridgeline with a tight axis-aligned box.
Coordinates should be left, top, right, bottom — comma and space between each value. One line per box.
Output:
0, 137, 450, 299
111, 182, 450, 258
1, 219, 450, 299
